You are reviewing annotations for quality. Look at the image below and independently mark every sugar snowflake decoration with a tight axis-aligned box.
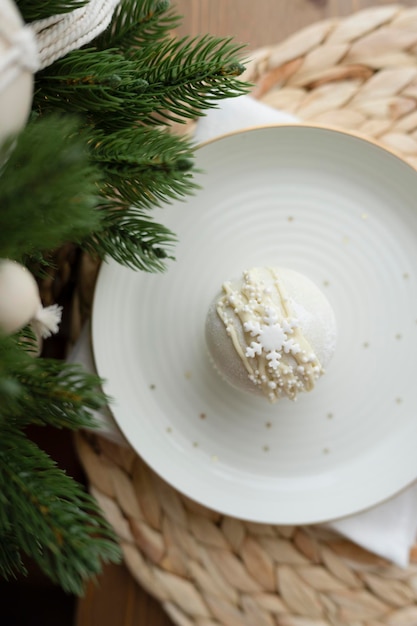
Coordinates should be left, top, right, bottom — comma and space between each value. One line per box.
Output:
217, 269, 324, 402
244, 306, 301, 369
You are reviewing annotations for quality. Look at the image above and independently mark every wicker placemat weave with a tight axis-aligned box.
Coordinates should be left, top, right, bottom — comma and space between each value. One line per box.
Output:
74, 5, 417, 625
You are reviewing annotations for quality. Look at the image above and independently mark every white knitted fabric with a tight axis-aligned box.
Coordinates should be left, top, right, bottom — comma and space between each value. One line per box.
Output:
31, 0, 122, 70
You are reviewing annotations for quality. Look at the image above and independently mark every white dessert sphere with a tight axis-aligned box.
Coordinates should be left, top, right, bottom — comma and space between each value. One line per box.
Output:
205, 267, 337, 402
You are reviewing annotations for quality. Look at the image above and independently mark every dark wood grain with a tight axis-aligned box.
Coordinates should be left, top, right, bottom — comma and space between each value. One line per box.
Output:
173, 0, 332, 50
76, 563, 172, 626
173, 0, 417, 51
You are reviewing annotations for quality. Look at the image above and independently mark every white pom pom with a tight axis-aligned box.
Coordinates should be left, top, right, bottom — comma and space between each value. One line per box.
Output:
32, 304, 63, 339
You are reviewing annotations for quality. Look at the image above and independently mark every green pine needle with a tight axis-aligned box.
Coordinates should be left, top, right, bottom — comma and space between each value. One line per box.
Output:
84, 206, 176, 271
0, 533, 26, 582
0, 337, 26, 418
96, 0, 179, 50
34, 35, 248, 129
82, 126, 197, 270
14, 361, 107, 430
0, 333, 107, 431
89, 126, 197, 208
34, 49, 148, 120
0, 115, 101, 263
0, 425, 121, 594
16, 0, 89, 22
128, 34, 249, 124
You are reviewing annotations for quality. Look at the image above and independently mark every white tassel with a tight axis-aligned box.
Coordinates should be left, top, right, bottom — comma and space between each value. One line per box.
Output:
32, 303, 63, 339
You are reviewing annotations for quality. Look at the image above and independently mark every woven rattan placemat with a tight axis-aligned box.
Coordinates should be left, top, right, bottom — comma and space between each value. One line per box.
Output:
75, 5, 417, 625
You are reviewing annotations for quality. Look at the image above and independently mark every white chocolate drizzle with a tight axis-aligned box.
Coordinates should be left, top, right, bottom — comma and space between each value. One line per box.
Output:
216, 268, 324, 402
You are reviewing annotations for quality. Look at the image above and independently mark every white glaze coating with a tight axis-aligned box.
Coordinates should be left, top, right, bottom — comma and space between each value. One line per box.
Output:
205, 267, 337, 402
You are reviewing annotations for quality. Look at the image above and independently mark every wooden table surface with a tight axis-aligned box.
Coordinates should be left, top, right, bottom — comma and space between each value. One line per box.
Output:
76, 1, 413, 624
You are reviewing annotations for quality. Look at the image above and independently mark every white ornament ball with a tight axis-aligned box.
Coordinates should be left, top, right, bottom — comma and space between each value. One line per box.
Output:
0, 0, 37, 146
0, 259, 41, 335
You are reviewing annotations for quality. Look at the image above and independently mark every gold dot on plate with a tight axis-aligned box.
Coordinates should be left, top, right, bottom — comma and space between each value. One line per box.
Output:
287, 216, 294, 222
395, 333, 402, 340
265, 421, 272, 429
166, 427, 172, 434
342, 235, 350, 244
395, 397, 403, 405
363, 341, 370, 349
211, 455, 218, 462
323, 280, 330, 287
184, 371, 192, 380
361, 213, 368, 220
193, 441, 199, 448
327, 412, 334, 420
403, 272, 410, 280
199, 412, 207, 420
149, 383, 156, 390
322, 447, 330, 454
263, 445, 270, 452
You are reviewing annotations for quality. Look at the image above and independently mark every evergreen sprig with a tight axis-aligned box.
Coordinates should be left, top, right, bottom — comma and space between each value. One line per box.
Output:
0, 533, 24, 582
0, 425, 120, 593
35, 30, 248, 130
28, 1, 249, 271
90, 126, 196, 207
10, 360, 106, 430
0, 331, 119, 589
0, 336, 27, 416
131, 34, 248, 123
16, 0, 89, 22
84, 205, 176, 271
0, 333, 106, 431
34, 49, 149, 122
96, 0, 179, 50
82, 126, 196, 270
0, 115, 101, 263
16, 98, 197, 273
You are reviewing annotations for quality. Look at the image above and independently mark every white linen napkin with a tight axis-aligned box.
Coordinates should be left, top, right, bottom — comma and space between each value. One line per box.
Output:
71, 95, 417, 567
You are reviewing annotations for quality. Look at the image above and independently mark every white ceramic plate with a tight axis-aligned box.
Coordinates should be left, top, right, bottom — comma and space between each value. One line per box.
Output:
92, 126, 417, 524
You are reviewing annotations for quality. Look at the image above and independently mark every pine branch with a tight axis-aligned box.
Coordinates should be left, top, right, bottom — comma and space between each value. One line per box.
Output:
34, 49, 151, 125
96, 0, 179, 50
34, 36, 248, 130
0, 334, 106, 431
90, 126, 196, 208
0, 426, 121, 594
0, 534, 25, 582
14, 361, 106, 430
81, 126, 196, 270
0, 115, 101, 264
133, 34, 249, 123
16, 0, 89, 22
0, 336, 27, 417
84, 206, 176, 271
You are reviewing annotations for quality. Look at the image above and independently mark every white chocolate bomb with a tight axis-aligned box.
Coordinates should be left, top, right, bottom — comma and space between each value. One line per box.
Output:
205, 267, 337, 402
